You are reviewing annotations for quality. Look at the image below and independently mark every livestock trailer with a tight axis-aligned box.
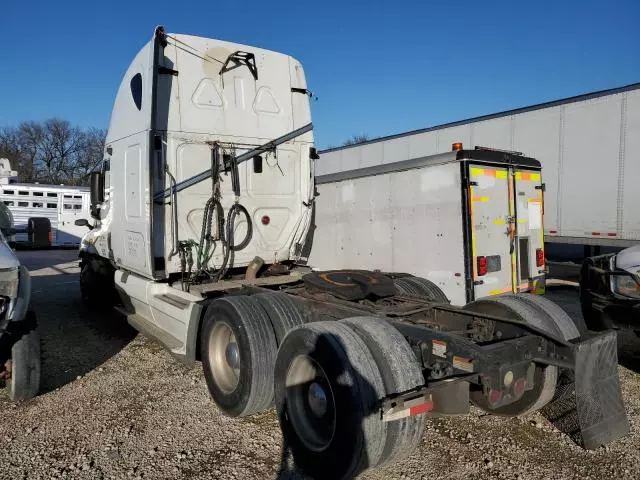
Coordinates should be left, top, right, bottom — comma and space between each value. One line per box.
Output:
317, 83, 640, 254
0, 183, 90, 247
307, 147, 546, 306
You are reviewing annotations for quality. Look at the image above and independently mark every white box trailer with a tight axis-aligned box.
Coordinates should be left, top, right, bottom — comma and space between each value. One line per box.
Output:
316, 83, 640, 250
307, 147, 546, 306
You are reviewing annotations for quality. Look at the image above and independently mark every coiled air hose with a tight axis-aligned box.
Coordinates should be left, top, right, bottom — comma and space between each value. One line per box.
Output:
195, 147, 253, 279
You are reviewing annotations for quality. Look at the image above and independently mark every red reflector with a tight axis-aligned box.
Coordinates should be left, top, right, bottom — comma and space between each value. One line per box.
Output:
592, 232, 601, 236
489, 389, 501, 405
409, 399, 434, 417
48, 231, 53, 241
549, 230, 557, 234
536, 248, 544, 267
608, 233, 617, 237
261, 215, 270, 225
477, 256, 488, 276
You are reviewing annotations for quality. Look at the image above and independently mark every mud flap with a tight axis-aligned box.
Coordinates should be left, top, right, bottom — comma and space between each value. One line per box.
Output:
542, 330, 629, 449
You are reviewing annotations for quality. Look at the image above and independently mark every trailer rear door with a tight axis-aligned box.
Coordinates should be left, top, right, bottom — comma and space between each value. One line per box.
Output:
468, 165, 514, 299
514, 169, 545, 294
467, 164, 545, 300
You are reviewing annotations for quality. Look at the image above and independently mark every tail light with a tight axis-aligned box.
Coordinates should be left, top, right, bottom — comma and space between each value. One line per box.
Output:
48, 231, 53, 242
477, 256, 488, 276
536, 248, 544, 267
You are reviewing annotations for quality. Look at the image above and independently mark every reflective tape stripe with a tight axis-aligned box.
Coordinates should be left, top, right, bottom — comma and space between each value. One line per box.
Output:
472, 196, 490, 203
493, 218, 506, 225
382, 395, 433, 422
489, 286, 513, 295
515, 171, 541, 182
507, 176, 517, 293
470, 167, 508, 179
469, 184, 477, 279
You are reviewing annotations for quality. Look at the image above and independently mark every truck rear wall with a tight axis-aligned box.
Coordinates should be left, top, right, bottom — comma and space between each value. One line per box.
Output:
308, 161, 468, 305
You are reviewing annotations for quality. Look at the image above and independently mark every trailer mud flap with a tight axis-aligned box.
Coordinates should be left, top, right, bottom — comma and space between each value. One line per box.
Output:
542, 330, 629, 449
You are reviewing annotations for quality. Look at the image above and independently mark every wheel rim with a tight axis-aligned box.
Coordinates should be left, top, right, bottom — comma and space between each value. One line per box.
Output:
209, 321, 241, 394
285, 355, 336, 452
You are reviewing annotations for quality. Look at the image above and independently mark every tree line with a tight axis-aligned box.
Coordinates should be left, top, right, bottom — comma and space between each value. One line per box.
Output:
0, 118, 106, 186
0, 118, 369, 185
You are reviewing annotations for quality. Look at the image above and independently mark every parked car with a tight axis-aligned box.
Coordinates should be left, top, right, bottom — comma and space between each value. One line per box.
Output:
580, 244, 640, 334
0, 201, 40, 401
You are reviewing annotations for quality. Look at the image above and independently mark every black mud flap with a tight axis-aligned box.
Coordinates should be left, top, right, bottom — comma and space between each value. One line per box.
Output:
542, 330, 629, 449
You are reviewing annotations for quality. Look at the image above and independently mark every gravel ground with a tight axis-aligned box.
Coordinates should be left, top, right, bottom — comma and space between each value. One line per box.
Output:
1, 250, 640, 480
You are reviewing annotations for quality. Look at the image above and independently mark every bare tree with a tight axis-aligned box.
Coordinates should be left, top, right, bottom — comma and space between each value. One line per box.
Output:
342, 134, 370, 147
72, 127, 106, 185
0, 119, 106, 186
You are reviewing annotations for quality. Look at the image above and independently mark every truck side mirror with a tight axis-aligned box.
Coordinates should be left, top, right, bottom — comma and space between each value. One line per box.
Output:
75, 218, 92, 229
90, 171, 104, 206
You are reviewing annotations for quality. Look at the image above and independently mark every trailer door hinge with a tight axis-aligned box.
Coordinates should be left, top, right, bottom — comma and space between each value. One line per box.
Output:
473, 280, 484, 286
535, 183, 546, 192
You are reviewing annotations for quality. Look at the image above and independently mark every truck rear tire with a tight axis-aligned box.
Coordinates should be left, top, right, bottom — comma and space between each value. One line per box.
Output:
394, 277, 449, 303
510, 293, 582, 337
274, 321, 387, 480
463, 296, 563, 416
200, 295, 277, 417
253, 292, 307, 346
341, 316, 425, 466
7, 325, 41, 401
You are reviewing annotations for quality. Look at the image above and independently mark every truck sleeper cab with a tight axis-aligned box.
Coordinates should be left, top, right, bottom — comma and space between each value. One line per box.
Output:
78, 27, 630, 479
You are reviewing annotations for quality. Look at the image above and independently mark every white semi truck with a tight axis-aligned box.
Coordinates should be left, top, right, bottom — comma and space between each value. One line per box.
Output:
77, 27, 629, 479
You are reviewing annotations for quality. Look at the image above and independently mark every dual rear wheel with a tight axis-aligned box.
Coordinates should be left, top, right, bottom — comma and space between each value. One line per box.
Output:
199, 293, 426, 479
200, 289, 579, 478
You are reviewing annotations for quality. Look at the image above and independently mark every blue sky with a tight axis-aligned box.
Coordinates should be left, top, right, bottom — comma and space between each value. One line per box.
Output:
1, 0, 638, 149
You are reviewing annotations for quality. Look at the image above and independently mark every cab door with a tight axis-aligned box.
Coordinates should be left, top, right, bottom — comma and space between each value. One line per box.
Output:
513, 169, 545, 294
468, 165, 515, 299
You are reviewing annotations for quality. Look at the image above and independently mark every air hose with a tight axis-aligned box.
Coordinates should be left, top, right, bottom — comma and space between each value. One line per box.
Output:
194, 146, 253, 280
215, 202, 252, 280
